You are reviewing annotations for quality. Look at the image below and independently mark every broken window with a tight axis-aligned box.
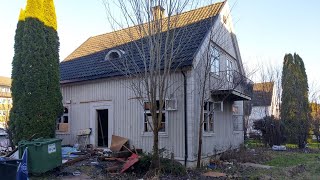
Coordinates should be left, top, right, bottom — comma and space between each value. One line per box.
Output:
144, 100, 166, 133
56, 106, 69, 133
204, 101, 214, 133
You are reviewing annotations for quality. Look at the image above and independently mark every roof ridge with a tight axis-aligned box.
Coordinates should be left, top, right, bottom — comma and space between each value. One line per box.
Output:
63, 1, 225, 62
92, 1, 225, 39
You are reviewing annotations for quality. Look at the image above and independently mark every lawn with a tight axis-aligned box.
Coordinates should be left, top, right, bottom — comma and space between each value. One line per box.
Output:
242, 140, 320, 179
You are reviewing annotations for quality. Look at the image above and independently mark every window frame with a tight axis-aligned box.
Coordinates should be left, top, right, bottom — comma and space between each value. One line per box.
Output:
203, 101, 214, 134
56, 105, 70, 134
232, 105, 243, 131
210, 46, 220, 76
226, 59, 233, 82
142, 100, 168, 136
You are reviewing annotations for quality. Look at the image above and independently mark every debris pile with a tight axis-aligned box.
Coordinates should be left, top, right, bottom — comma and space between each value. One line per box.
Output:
61, 135, 141, 175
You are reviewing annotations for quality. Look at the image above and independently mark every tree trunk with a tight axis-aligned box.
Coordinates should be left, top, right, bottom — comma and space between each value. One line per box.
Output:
197, 107, 204, 168
151, 130, 160, 169
196, 125, 203, 168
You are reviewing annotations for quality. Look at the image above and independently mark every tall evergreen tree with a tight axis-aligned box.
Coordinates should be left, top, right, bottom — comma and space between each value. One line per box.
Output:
10, 0, 63, 143
43, 0, 63, 136
10, 9, 26, 144
281, 53, 310, 148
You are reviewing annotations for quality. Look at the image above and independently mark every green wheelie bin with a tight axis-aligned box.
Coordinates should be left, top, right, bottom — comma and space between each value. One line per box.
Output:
18, 138, 62, 174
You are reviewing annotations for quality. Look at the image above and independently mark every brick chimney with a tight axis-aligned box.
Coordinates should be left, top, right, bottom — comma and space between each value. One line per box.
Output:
152, 5, 165, 20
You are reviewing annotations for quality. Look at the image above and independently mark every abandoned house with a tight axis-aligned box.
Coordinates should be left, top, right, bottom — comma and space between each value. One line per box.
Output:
58, 1, 253, 166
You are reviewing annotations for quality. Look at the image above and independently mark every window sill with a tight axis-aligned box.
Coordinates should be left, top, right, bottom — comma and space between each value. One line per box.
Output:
141, 132, 168, 138
56, 132, 71, 135
203, 132, 215, 137
233, 131, 243, 135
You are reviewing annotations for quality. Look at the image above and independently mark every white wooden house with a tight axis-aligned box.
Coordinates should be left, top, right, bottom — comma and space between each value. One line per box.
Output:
247, 82, 279, 136
57, 1, 252, 167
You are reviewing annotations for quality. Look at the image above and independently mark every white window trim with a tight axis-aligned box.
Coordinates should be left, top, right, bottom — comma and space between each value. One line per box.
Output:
226, 59, 233, 82
210, 46, 220, 76
56, 105, 71, 135
232, 105, 243, 132
214, 101, 223, 112
203, 101, 215, 134
141, 100, 168, 137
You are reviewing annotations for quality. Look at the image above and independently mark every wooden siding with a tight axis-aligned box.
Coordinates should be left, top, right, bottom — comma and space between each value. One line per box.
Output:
58, 72, 187, 159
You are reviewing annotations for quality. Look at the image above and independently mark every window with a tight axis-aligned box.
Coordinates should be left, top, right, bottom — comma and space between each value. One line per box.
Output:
226, 59, 233, 82
144, 100, 166, 133
105, 49, 125, 61
56, 106, 69, 133
203, 102, 214, 133
214, 102, 223, 112
232, 105, 243, 131
210, 46, 220, 75
0, 87, 10, 93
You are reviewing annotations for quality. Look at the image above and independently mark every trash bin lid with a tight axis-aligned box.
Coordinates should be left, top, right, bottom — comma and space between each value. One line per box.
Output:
18, 138, 62, 147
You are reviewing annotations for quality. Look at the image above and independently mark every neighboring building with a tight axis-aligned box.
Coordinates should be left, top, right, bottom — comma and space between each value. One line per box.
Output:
58, 1, 252, 166
0, 76, 12, 129
247, 82, 279, 135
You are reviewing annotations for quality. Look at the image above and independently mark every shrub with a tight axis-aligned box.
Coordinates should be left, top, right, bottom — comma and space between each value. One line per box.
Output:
133, 153, 186, 176
253, 116, 285, 147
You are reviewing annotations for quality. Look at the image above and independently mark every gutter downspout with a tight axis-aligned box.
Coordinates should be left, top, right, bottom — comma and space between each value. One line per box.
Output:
181, 71, 188, 166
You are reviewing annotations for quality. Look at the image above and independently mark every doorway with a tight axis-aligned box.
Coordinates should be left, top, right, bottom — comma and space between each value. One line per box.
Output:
97, 109, 108, 147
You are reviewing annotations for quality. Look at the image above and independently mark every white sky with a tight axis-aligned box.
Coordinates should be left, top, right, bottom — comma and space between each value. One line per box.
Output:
0, 0, 319, 87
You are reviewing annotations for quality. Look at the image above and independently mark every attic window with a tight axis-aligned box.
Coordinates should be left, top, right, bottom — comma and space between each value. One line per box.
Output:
105, 49, 125, 61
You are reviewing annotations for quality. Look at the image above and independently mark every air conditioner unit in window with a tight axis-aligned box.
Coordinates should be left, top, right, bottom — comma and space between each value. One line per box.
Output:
214, 102, 223, 112
166, 99, 177, 111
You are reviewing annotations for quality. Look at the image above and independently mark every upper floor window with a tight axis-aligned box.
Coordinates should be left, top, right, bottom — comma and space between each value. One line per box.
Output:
210, 46, 220, 75
203, 101, 214, 133
143, 100, 166, 133
226, 59, 233, 82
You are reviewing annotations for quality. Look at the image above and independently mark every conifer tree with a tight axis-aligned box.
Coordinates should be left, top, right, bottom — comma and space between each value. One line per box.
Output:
43, 0, 63, 136
281, 53, 310, 148
10, 9, 26, 144
10, 0, 63, 143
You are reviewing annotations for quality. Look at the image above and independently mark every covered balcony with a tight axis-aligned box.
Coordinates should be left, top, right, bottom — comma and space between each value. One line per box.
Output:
209, 70, 253, 101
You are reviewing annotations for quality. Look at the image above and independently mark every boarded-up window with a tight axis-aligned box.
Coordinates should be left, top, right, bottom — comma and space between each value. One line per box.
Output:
56, 106, 69, 133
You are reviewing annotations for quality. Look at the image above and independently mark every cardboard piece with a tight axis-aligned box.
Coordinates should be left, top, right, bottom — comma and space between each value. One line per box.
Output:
110, 135, 128, 152
58, 123, 68, 132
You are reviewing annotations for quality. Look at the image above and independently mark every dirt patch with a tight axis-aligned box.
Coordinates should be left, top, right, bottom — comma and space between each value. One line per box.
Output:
285, 164, 306, 177
219, 147, 272, 164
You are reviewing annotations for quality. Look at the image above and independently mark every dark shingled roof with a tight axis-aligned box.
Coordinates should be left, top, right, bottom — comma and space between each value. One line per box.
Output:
60, 1, 225, 83
252, 82, 274, 107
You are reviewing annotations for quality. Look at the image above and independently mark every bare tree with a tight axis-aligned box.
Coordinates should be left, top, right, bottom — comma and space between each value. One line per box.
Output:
101, 0, 209, 170
193, 6, 254, 167
309, 82, 320, 143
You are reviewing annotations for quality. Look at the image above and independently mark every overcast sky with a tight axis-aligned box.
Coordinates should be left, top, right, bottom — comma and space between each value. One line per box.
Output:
0, 0, 319, 85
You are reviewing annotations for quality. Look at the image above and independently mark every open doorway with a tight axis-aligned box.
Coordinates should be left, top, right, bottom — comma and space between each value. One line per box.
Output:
97, 109, 108, 147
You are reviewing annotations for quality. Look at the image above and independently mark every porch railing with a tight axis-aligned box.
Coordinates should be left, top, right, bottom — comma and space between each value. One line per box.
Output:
209, 70, 253, 98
